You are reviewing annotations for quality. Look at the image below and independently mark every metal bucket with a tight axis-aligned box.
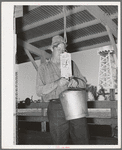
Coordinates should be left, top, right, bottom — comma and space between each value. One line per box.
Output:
59, 88, 88, 120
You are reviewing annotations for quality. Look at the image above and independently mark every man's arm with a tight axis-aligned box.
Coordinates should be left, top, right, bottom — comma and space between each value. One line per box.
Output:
36, 65, 69, 97
36, 65, 58, 97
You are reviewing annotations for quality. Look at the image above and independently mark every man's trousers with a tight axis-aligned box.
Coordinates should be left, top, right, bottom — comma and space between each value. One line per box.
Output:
47, 99, 89, 145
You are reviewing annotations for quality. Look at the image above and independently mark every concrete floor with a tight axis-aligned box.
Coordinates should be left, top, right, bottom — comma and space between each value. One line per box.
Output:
17, 129, 118, 145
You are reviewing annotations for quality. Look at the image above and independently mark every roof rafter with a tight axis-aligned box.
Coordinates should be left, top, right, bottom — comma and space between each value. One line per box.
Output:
76, 41, 111, 52
18, 6, 86, 33
83, 5, 117, 38
38, 31, 109, 49
27, 6, 40, 11
27, 13, 117, 43
73, 31, 108, 43
18, 38, 51, 62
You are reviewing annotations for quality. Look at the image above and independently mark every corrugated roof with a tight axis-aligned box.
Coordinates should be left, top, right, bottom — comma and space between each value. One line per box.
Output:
16, 5, 118, 63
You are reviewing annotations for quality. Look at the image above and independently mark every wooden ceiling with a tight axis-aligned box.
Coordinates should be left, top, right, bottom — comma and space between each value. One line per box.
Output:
15, 5, 118, 65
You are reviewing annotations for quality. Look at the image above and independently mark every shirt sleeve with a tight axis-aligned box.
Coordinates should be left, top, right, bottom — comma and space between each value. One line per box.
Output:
36, 64, 58, 97
72, 61, 87, 88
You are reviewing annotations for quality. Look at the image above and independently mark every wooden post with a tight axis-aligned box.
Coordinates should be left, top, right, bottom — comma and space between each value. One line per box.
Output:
17, 38, 50, 63
24, 49, 38, 71
106, 26, 117, 101
105, 25, 118, 66
14, 5, 23, 18
41, 108, 47, 132
111, 104, 117, 137
110, 89, 115, 101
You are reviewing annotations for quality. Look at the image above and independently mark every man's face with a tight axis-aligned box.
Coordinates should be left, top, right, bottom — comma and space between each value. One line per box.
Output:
54, 43, 66, 54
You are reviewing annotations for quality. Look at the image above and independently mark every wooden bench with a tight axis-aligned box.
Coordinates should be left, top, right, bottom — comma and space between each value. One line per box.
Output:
17, 100, 117, 136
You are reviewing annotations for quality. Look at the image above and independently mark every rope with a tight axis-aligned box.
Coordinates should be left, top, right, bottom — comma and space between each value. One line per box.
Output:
63, 6, 67, 43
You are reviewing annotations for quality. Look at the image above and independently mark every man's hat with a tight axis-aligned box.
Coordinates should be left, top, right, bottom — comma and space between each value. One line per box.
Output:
51, 35, 65, 46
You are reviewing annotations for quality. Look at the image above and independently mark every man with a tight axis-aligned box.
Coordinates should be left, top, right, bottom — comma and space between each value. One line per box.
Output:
36, 35, 89, 145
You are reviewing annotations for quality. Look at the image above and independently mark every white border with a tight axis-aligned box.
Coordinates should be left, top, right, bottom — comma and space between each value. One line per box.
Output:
1, 1, 121, 149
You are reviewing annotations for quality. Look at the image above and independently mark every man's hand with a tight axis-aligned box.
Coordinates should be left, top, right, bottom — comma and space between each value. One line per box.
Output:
68, 78, 78, 88
57, 77, 69, 87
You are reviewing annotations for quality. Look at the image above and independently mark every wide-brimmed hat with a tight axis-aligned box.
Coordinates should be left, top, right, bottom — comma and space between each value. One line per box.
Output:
49, 35, 67, 51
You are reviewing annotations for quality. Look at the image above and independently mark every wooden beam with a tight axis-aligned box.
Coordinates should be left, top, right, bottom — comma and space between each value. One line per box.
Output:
18, 102, 49, 109
18, 101, 117, 109
27, 13, 117, 43
73, 41, 111, 52
37, 31, 108, 50
105, 27, 117, 104
32, 41, 111, 56
14, 5, 23, 18
87, 118, 117, 126
87, 101, 117, 109
111, 108, 117, 118
73, 31, 108, 43
27, 6, 40, 11
110, 89, 115, 101
25, 41, 111, 58
18, 6, 86, 33
88, 109, 111, 118
27, 19, 99, 43
18, 116, 48, 122
24, 49, 38, 71
84, 6, 118, 38
17, 109, 112, 119
17, 38, 51, 63
106, 25, 118, 65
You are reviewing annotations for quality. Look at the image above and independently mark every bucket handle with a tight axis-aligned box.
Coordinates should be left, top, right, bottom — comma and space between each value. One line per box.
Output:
69, 76, 87, 90
71, 61, 87, 88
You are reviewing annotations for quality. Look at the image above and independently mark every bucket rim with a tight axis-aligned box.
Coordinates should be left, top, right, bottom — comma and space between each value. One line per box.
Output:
66, 88, 86, 91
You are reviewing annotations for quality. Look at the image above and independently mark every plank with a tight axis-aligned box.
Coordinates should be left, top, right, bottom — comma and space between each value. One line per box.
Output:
87, 101, 117, 108
88, 109, 111, 118
14, 6, 23, 18
84, 6, 117, 38
18, 116, 48, 122
18, 101, 117, 109
17, 108, 113, 118
18, 102, 49, 109
87, 118, 117, 126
